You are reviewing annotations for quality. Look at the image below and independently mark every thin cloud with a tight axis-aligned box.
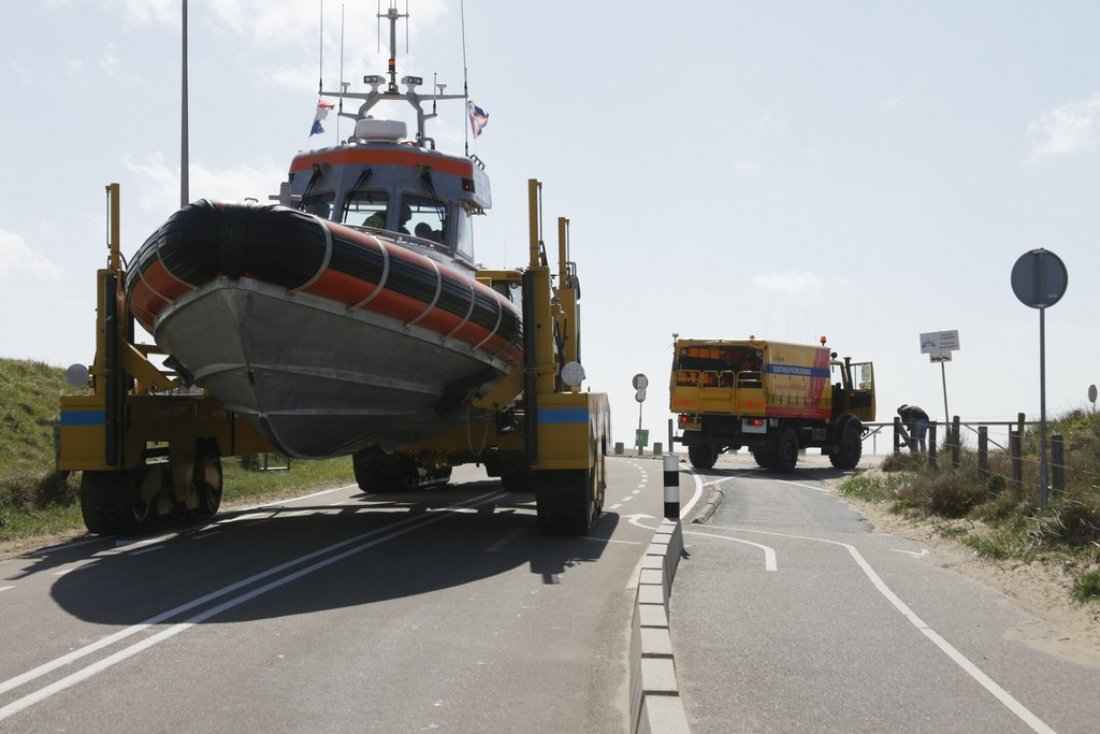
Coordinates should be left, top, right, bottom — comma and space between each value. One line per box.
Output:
1027, 92, 1100, 162
124, 152, 289, 215
750, 271, 849, 296
0, 231, 62, 280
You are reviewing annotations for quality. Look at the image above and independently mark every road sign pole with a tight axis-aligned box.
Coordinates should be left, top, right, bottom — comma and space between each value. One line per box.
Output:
940, 361, 949, 426
1010, 247, 1067, 512
1039, 307, 1049, 509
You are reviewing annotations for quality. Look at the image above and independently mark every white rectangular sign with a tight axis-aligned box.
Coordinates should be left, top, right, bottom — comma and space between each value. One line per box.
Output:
920, 330, 960, 354
929, 349, 953, 363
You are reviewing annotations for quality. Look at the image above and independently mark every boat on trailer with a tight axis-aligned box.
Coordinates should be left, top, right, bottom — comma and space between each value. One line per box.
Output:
125, 5, 519, 459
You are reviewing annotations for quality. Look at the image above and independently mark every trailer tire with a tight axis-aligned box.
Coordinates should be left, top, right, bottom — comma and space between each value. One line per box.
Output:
751, 450, 770, 468
688, 443, 717, 470
353, 449, 407, 492
772, 428, 799, 473
80, 466, 159, 536
536, 469, 595, 536
829, 422, 863, 470
193, 442, 223, 517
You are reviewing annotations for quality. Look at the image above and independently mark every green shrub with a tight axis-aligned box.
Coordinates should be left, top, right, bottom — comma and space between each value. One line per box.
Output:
1072, 569, 1100, 603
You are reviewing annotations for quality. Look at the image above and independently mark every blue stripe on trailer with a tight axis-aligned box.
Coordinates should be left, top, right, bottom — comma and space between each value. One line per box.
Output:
60, 410, 106, 426
539, 407, 589, 424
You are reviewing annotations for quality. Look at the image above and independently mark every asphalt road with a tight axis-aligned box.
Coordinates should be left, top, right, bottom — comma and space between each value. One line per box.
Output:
671, 452, 1100, 734
0, 457, 681, 733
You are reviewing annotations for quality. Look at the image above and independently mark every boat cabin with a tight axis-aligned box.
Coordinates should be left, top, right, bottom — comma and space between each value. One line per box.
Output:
284, 115, 491, 269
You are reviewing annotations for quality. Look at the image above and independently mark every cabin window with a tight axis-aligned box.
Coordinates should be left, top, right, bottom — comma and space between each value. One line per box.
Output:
301, 192, 335, 219
343, 190, 390, 228
402, 195, 446, 243
455, 208, 475, 259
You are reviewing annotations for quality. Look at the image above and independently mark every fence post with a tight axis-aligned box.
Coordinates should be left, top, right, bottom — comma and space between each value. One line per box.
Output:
893, 417, 902, 453
978, 426, 988, 477
951, 415, 961, 469
928, 422, 937, 469
1010, 428, 1022, 487
1051, 434, 1065, 494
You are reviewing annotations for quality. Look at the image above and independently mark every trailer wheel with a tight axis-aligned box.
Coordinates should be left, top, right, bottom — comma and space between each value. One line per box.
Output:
353, 449, 406, 492
751, 450, 770, 468
688, 444, 717, 470
772, 428, 799, 473
79, 466, 159, 536
536, 469, 595, 536
193, 445, 224, 517
829, 422, 863, 470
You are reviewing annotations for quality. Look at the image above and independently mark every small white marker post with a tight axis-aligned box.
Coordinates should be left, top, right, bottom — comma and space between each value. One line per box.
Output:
662, 454, 679, 520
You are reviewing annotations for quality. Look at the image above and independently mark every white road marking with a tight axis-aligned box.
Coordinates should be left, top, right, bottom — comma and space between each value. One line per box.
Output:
51, 570, 71, 577
776, 479, 829, 494
0, 586, 14, 593
707, 523, 1055, 734
113, 532, 178, 550
892, 548, 930, 559
608, 503, 622, 511
684, 530, 778, 571
0, 491, 505, 719
679, 467, 704, 519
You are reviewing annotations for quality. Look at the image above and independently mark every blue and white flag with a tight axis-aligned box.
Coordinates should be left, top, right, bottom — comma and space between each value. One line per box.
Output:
467, 100, 489, 138
310, 100, 335, 136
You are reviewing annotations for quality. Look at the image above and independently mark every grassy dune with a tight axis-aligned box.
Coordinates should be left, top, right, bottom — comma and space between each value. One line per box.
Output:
0, 357, 353, 543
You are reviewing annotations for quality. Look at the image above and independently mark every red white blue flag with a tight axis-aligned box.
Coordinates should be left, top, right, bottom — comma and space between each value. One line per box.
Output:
310, 100, 335, 136
467, 101, 489, 138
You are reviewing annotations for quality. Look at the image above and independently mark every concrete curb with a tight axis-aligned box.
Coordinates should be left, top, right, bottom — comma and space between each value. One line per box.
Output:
690, 487, 724, 526
628, 518, 690, 734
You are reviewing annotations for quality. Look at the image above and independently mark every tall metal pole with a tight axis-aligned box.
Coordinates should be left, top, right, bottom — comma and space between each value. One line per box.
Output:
180, 0, 189, 208
940, 361, 949, 425
1039, 307, 1049, 509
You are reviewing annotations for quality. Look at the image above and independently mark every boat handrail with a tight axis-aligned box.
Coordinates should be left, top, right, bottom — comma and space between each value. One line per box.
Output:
353, 225, 453, 259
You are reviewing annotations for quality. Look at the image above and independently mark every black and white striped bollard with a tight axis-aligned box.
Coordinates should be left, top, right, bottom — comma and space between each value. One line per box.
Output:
663, 454, 679, 520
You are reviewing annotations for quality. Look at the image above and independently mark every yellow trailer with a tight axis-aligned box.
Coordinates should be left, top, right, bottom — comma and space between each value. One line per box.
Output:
58, 180, 610, 536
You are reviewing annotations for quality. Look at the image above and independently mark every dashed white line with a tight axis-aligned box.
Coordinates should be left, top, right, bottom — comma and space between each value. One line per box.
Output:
0, 490, 506, 721
0, 586, 14, 593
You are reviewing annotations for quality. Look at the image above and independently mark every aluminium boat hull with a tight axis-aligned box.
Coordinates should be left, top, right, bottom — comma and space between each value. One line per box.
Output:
126, 201, 522, 458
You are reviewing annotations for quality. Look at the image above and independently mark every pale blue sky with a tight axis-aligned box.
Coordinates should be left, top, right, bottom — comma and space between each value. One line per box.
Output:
2, 1, 1098, 446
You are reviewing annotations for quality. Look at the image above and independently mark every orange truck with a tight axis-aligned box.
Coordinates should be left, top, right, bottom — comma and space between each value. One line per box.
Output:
669, 337, 875, 471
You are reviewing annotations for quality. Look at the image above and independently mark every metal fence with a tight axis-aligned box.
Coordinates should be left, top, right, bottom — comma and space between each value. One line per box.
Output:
863, 414, 1097, 502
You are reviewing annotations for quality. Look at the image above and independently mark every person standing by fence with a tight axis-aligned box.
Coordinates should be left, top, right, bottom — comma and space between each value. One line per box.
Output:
898, 404, 930, 451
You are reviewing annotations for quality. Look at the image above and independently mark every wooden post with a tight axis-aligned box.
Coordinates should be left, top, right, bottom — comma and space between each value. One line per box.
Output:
1010, 428, 1022, 487
1051, 434, 1065, 494
928, 422, 937, 469
951, 415, 961, 469
978, 426, 988, 476
893, 417, 903, 454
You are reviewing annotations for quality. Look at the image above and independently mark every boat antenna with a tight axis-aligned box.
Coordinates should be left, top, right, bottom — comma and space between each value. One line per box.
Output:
317, 0, 324, 96
338, 3, 345, 140
461, 0, 469, 156
181, 0, 189, 207
378, 1, 408, 93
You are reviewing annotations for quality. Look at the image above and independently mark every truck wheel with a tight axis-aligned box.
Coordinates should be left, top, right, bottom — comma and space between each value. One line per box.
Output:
751, 450, 770, 468
772, 428, 799, 473
829, 423, 863, 469
688, 444, 717, 470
